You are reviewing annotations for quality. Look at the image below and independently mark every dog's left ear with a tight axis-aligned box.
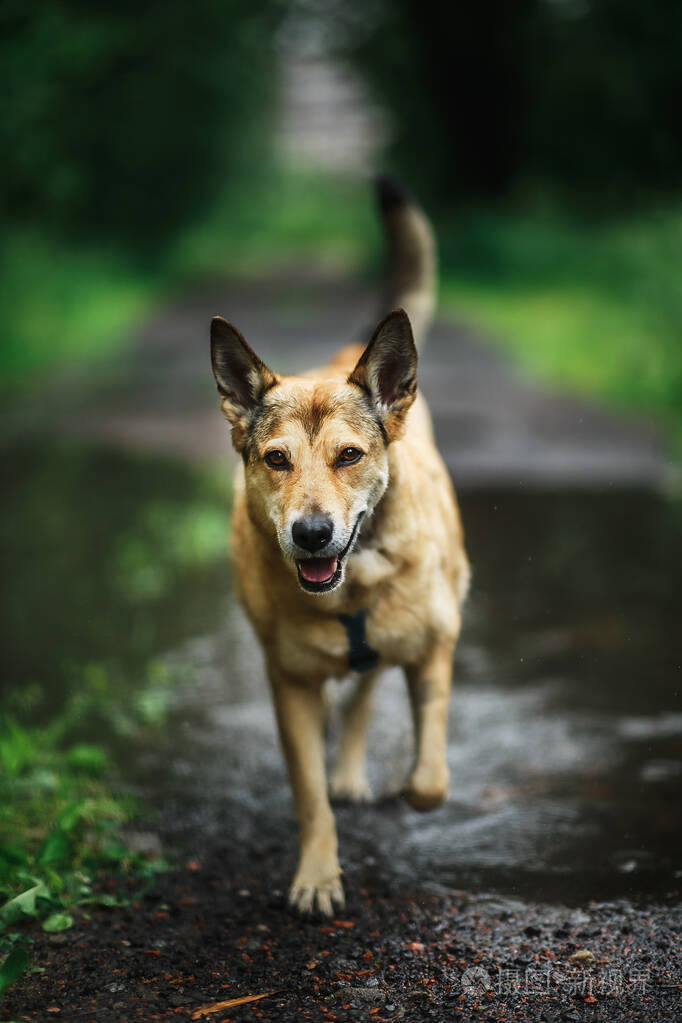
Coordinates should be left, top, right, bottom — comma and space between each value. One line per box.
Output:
349, 308, 417, 442
211, 316, 279, 451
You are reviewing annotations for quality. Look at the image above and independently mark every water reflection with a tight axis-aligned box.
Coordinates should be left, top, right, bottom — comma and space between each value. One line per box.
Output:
0, 442, 229, 727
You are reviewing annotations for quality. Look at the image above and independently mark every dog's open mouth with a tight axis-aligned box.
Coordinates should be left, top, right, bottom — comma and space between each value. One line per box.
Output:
297, 556, 341, 590
295, 514, 364, 594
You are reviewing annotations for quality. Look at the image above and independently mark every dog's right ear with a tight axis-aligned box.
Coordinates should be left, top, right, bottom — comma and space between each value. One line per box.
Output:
210, 316, 278, 451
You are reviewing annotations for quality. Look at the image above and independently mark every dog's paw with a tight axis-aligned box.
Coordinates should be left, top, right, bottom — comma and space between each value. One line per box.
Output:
329, 768, 372, 804
402, 765, 449, 812
289, 867, 345, 917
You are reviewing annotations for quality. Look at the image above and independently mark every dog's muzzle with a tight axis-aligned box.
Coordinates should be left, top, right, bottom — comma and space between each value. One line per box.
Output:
295, 513, 364, 593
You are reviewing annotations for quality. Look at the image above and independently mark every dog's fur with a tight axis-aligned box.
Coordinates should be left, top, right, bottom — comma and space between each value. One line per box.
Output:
210, 177, 470, 914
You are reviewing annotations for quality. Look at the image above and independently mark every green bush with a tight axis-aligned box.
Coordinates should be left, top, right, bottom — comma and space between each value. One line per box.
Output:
343, 1, 682, 209
0, 0, 279, 246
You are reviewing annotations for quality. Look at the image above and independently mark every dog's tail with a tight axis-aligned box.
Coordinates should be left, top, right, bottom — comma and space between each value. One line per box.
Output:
375, 174, 437, 349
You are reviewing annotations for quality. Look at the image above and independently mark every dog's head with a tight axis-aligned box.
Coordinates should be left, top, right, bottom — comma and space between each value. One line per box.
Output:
211, 309, 417, 594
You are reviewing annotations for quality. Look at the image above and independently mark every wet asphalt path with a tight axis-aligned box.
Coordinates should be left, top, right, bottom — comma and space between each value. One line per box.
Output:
3, 271, 681, 1021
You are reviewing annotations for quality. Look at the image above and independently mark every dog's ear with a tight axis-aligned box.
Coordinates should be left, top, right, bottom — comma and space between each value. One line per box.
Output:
211, 316, 278, 451
348, 308, 417, 442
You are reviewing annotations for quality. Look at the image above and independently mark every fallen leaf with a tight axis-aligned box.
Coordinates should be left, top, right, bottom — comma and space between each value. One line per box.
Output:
0, 947, 29, 996
569, 949, 595, 963
191, 992, 275, 1019
43, 912, 74, 933
0, 882, 48, 925
331, 920, 355, 929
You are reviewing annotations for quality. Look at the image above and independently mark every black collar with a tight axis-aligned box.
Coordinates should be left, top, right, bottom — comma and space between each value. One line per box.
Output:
338, 609, 379, 674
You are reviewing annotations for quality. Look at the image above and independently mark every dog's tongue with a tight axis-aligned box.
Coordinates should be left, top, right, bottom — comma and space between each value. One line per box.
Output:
299, 557, 337, 583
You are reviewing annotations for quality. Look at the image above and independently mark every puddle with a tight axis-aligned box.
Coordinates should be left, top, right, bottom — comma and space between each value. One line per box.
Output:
2, 444, 681, 904
0, 441, 229, 731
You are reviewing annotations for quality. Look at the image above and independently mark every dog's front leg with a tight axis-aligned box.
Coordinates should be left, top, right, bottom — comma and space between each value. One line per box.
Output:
329, 670, 380, 803
269, 667, 344, 915
403, 641, 455, 812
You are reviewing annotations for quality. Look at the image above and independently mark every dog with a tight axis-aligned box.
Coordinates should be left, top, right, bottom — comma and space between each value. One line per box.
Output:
210, 176, 470, 914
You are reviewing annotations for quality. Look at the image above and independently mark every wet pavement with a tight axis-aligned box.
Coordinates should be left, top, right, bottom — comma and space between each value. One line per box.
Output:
2, 272, 681, 1019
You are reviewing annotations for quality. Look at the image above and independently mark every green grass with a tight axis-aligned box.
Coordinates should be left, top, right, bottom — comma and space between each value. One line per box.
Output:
0, 230, 156, 385
439, 206, 682, 450
0, 715, 159, 936
0, 708, 170, 993
0, 695, 172, 998
170, 170, 379, 280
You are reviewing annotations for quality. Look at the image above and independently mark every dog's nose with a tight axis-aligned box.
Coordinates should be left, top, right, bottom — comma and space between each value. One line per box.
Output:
292, 515, 333, 552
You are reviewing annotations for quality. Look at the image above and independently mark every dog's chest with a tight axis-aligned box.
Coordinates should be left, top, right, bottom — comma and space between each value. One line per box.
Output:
274, 593, 431, 681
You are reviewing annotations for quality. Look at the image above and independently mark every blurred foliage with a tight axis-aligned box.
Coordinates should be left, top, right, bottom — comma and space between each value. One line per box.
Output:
0, 228, 153, 381
170, 169, 380, 277
0, 0, 284, 388
0, 443, 231, 930
344, 0, 682, 210
438, 205, 682, 449
0, 0, 280, 247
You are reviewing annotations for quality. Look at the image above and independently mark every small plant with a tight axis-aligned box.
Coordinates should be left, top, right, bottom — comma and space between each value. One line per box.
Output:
0, 946, 28, 996
0, 718, 164, 939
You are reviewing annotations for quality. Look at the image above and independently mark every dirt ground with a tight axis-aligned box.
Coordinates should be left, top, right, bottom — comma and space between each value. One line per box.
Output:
5, 846, 680, 1022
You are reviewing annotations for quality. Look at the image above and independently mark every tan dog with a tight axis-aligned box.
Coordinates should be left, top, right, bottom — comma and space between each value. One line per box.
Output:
210, 177, 469, 914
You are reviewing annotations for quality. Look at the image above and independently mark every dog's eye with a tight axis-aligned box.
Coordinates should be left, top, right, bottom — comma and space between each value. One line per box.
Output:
264, 450, 289, 470
337, 447, 363, 466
